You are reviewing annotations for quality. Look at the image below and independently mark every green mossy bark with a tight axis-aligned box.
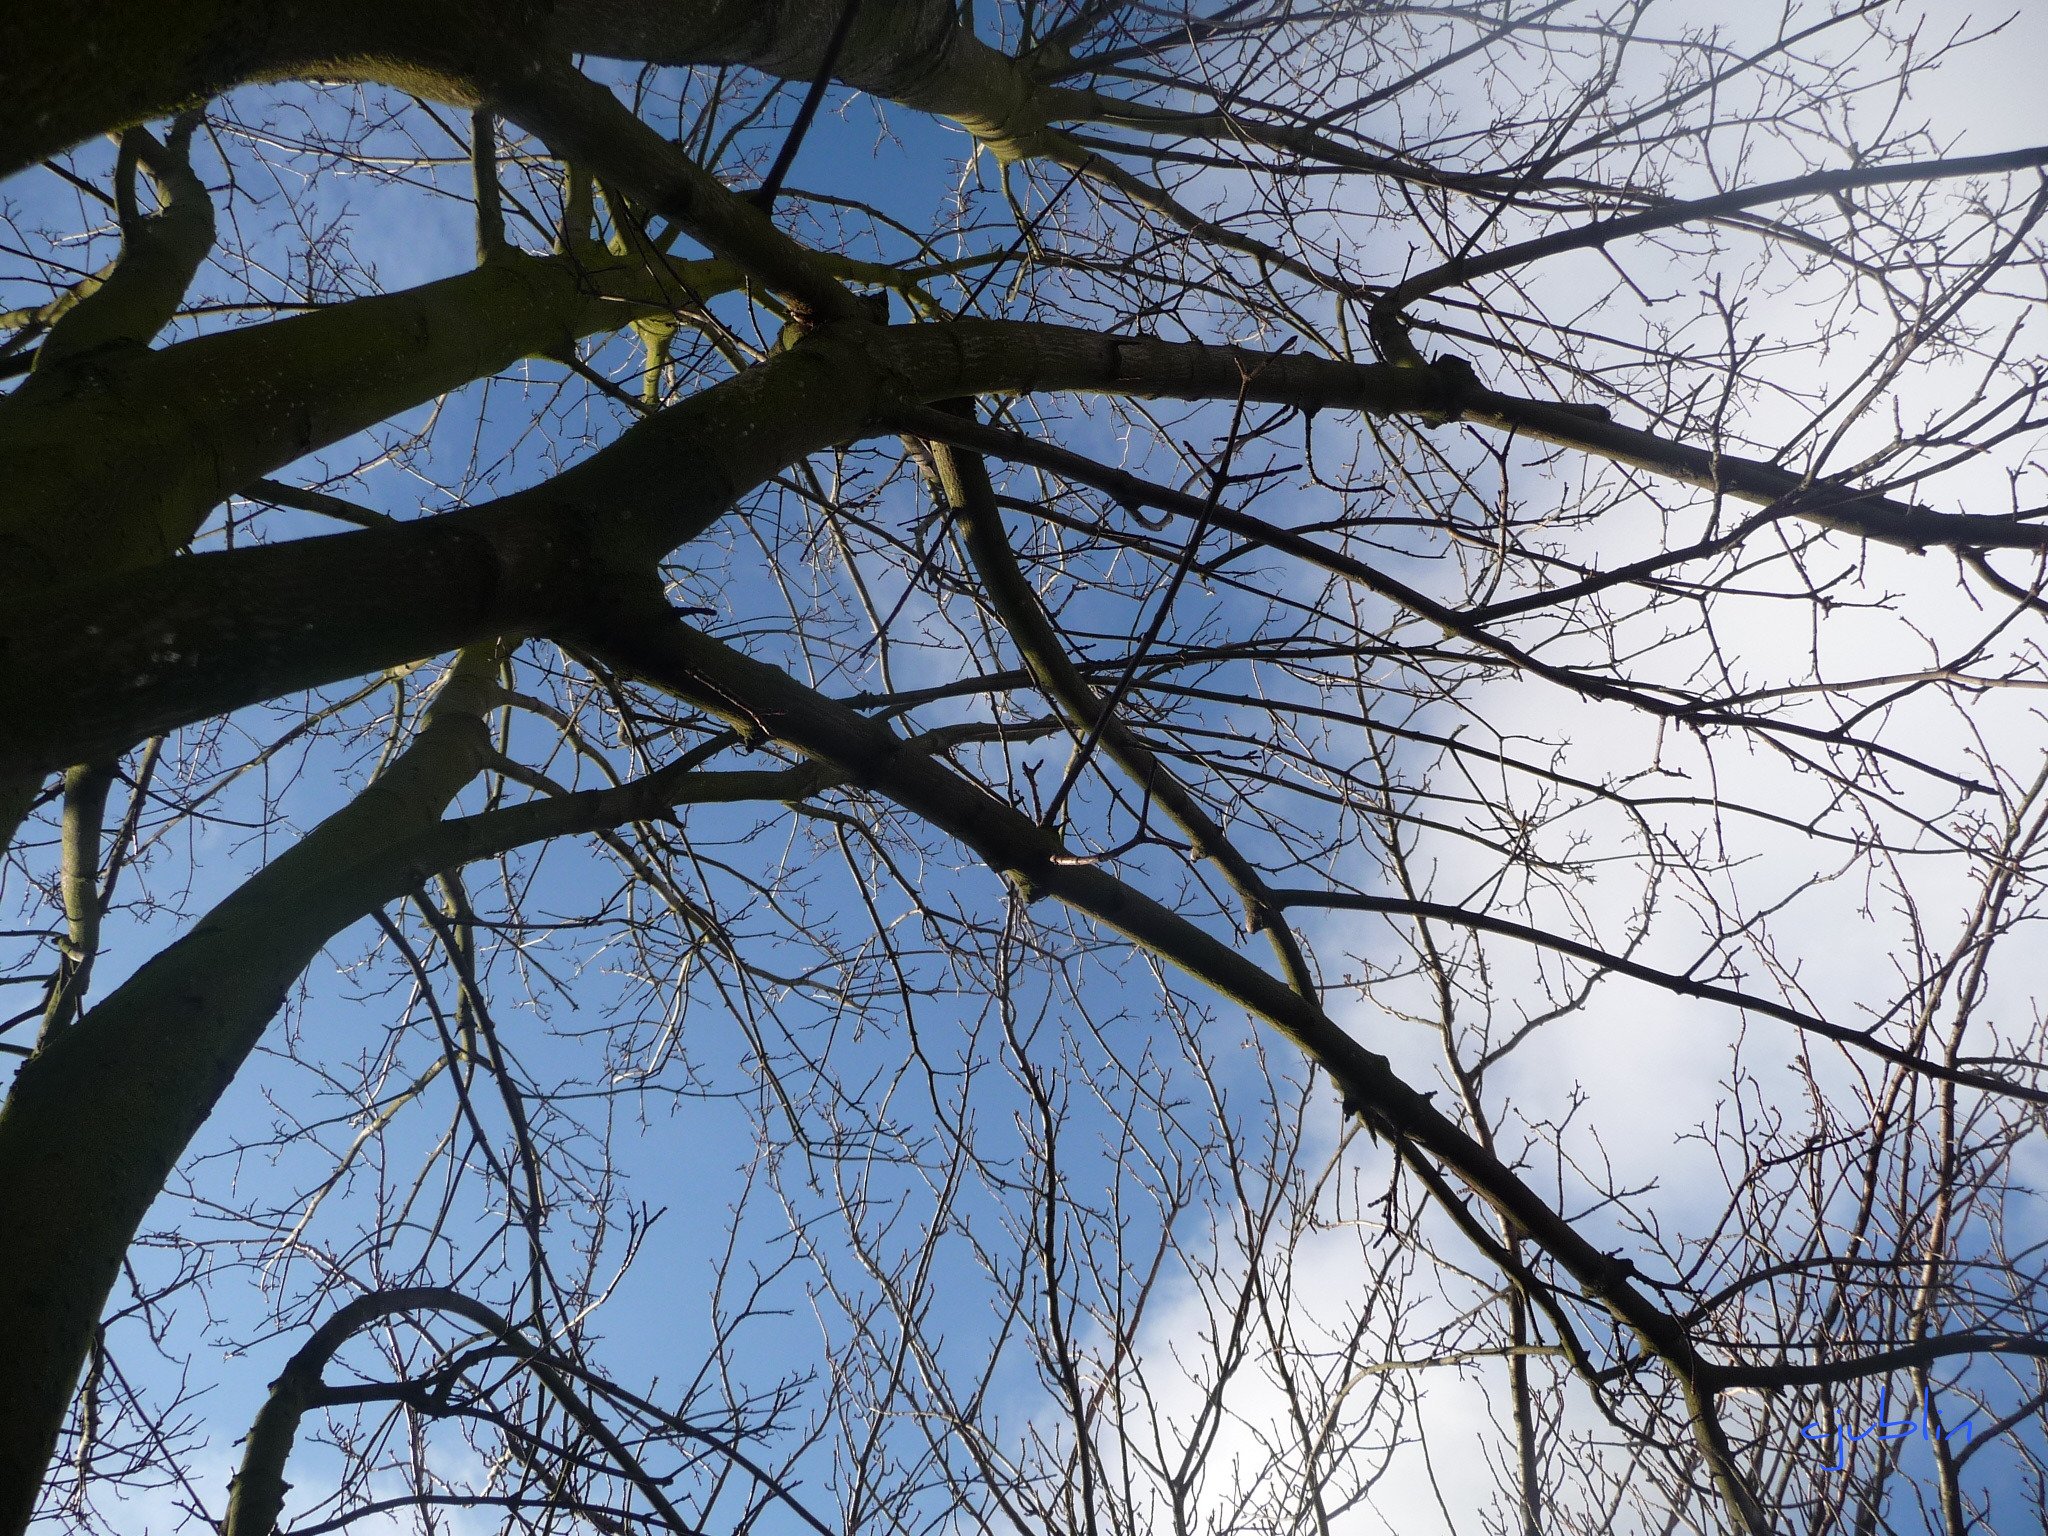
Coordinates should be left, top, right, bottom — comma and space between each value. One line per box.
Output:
11, 297, 1951, 789
34, 121, 214, 372
35, 762, 115, 1045
0, 693, 857, 1535
0, 0, 494, 178
0, 247, 736, 598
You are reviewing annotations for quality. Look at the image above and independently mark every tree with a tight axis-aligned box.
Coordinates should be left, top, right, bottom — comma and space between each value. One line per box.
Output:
3, 1, 2047, 1531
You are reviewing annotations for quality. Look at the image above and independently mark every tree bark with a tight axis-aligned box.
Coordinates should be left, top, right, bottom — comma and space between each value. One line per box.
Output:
0, 247, 734, 596
1, 0, 1062, 180
0, 699, 963, 1534
0, 645, 499, 1536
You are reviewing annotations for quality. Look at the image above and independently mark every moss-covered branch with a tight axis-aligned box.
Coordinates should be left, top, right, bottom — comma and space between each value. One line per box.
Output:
0, 0, 1069, 180
33, 762, 115, 1045
550, 0, 1067, 164
0, 0, 489, 178
0, 243, 738, 596
33, 115, 213, 372
6, 315, 2021, 782
0, 643, 500, 1536
0, 319, 1443, 776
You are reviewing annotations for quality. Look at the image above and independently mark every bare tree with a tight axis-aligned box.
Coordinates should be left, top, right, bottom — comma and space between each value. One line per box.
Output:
3, 2, 2047, 1532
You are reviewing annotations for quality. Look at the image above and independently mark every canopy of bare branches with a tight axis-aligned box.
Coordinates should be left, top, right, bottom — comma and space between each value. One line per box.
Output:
3, 3, 2047, 1532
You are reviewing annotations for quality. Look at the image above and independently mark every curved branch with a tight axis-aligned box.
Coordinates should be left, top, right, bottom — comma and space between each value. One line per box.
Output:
11, 316, 2025, 782
32, 115, 213, 372
222, 1287, 692, 1536
0, 644, 503, 1536
0, 700, 1003, 1536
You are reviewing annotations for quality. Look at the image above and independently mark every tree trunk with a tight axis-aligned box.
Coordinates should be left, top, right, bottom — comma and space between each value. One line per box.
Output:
0, 650, 498, 1536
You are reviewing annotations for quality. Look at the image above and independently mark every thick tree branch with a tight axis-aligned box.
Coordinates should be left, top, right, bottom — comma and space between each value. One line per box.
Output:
7, 317, 2023, 781
0, 246, 736, 595
0, 644, 502, 1536
0, 700, 1003, 1535
33, 116, 212, 372
0, 321, 1452, 777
